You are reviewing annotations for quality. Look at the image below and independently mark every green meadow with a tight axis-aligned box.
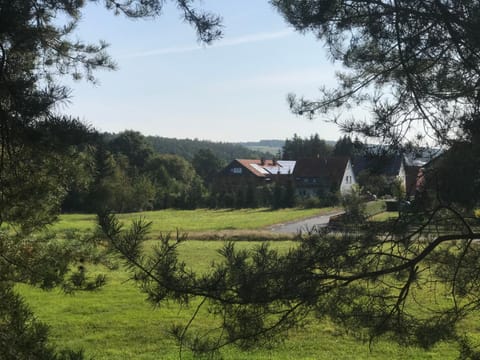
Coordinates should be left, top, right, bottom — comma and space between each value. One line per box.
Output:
52, 208, 336, 234
17, 208, 473, 359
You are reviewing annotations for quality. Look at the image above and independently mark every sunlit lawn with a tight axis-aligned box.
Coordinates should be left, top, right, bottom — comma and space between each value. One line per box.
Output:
16, 206, 478, 359
51, 207, 338, 234
369, 211, 400, 222
18, 239, 462, 360
365, 200, 387, 217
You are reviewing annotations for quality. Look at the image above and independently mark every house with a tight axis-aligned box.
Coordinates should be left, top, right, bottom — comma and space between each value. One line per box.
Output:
403, 151, 437, 196
216, 150, 436, 201
293, 157, 355, 197
405, 165, 424, 196
352, 153, 432, 197
218, 158, 296, 188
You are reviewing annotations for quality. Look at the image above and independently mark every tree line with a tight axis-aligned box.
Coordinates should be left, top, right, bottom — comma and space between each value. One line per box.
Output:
62, 131, 364, 213
61, 130, 380, 213
144, 134, 268, 162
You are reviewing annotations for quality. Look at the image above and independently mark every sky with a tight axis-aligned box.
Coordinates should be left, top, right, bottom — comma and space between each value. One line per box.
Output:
64, 0, 349, 142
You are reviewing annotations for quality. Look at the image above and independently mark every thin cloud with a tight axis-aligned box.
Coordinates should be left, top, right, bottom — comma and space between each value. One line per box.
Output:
225, 68, 336, 89
214, 29, 293, 47
122, 29, 293, 58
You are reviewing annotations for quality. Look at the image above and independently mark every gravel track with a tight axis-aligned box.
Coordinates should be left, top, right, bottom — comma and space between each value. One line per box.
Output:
268, 210, 345, 234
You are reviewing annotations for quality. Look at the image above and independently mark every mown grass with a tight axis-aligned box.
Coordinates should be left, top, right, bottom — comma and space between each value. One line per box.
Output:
52, 208, 337, 235
18, 240, 461, 360
369, 211, 400, 222
365, 200, 387, 217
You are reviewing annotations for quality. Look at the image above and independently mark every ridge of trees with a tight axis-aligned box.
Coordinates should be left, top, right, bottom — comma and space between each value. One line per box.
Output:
143, 134, 270, 162
237, 139, 286, 148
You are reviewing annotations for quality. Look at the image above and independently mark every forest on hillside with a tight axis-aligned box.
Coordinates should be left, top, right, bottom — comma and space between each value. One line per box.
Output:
145, 135, 269, 162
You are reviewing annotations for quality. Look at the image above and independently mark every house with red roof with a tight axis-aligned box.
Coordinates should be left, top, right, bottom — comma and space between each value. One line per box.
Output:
217, 152, 431, 202
218, 157, 356, 199
218, 158, 296, 187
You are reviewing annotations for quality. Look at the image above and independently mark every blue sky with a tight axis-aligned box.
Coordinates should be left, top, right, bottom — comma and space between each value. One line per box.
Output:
65, 0, 348, 142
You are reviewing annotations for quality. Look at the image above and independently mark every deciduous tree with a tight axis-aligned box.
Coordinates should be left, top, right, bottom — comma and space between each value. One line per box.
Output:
192, 148, 224, 185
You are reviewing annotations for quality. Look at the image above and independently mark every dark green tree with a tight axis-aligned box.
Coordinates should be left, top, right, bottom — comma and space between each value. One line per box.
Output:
108, 130, 154, 171
356, 170, 390, 197
0, 0, 222, 357
85, 145, 117, 212
333, 135, 355, 156
146, 136, 270, 162
282, 133, 331, 159
192, 148, 224, 185
145, 154, 204, 209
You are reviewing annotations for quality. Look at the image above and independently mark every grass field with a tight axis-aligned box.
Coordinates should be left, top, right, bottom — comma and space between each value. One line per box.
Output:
52, 208, 336, 235
16, 208, 475, 359
18, 240, 459, 360
369, 211, 399, 222
365, 200, 387, 217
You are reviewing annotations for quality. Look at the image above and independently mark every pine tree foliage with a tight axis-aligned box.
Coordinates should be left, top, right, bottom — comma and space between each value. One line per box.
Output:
276, 0, 480, 147
0, 283, 87, 360
102, 1, 480, 358
1, 0, 222, 357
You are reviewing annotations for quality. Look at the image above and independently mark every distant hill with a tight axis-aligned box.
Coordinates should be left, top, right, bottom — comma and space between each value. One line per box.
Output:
236, 139, 285, 156
236, 139, 337, 156
145, 136, 271, 163
238, 139, 285, 148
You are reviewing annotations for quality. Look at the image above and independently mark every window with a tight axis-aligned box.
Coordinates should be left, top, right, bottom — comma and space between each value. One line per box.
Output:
232, 167, 242, 174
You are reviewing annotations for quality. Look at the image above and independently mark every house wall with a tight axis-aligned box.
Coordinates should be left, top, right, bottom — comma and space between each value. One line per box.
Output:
217, 160, 265, 189
295, 187, 319, 198
339, 160, 356, 195
295, 176, 329, 198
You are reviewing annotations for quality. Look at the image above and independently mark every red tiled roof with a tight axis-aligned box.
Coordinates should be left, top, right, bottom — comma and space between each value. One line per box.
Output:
236, 159, 278, 177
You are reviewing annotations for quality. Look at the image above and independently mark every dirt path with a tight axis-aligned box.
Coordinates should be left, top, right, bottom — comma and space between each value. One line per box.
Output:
268, 210, 345, 235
